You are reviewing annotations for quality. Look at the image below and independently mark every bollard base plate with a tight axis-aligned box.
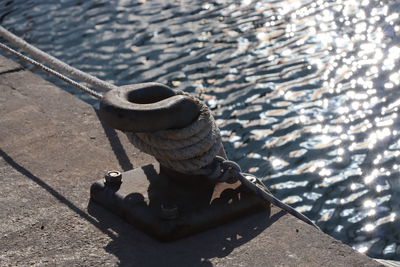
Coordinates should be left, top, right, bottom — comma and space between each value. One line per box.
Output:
90, 163, 269, 242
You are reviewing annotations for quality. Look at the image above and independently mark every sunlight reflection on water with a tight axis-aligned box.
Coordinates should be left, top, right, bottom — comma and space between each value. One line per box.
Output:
214, 0, 400, 259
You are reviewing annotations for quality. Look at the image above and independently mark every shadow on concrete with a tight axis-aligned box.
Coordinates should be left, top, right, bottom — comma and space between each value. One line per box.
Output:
88, 200, 286, 266
95, 109, 133, 172
0, 149, 118, 240
1, 148, 285, 266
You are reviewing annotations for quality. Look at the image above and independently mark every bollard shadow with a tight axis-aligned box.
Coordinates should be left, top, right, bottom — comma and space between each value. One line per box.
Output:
88, 198, 285, 266
87, 162, 285, 266
2, 148, 285, 266
0, 149, 118, 239
95, 108, 133, 172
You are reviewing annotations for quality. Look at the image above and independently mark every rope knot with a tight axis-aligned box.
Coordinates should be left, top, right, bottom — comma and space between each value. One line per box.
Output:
125, 92, 224, 174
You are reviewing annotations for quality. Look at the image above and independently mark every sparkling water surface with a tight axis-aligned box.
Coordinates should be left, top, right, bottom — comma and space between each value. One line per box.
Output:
1, 0, 400, 260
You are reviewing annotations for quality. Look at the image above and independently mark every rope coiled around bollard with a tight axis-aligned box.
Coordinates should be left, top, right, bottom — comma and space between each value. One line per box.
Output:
125, 91, 224, 174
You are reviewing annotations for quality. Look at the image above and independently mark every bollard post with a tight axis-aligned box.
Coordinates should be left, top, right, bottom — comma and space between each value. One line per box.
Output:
91, 83, 269, 241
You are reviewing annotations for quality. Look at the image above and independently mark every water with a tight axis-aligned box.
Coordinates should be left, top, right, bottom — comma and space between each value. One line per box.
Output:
1, 0, 400, 260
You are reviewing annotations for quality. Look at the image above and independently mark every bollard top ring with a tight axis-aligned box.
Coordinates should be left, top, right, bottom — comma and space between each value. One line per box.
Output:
99, 83, 200, 132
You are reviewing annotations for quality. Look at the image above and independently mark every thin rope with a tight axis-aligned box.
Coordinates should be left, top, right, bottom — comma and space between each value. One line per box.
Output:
0, 42, 103, 99
0, 26, 117, 92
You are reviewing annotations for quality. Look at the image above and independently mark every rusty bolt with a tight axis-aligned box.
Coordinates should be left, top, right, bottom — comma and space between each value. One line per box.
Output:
104, 170, 122, 185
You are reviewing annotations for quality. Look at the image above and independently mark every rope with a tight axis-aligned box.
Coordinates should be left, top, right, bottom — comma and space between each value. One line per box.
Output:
0, 26, 117, 92
0, 42, 103, 99
125, 91, 223, 174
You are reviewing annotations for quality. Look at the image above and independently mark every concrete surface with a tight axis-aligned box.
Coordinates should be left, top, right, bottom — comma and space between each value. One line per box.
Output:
0, 55, 381, 266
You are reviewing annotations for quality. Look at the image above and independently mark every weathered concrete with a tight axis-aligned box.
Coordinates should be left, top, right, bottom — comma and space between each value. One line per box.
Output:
0, 55, 381, 266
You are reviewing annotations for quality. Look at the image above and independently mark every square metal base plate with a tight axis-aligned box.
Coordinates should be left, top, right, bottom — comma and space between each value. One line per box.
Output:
90, 163, 269, 241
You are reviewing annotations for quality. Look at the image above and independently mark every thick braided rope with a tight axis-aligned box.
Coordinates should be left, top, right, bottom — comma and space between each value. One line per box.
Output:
125, 92, 223, 174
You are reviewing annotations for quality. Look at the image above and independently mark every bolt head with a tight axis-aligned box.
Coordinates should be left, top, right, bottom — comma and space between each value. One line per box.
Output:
104, 170, 122, 185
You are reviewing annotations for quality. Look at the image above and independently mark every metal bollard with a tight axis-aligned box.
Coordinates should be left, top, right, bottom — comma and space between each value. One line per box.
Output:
91, 83, 268, 241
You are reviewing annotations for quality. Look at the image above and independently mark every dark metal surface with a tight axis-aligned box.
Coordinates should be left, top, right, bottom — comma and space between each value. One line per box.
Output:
99, 83, 200, 132
90, 163, 269, 242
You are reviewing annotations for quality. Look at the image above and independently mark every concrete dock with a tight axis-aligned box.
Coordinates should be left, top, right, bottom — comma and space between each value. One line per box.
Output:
0, 55, 381, 266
